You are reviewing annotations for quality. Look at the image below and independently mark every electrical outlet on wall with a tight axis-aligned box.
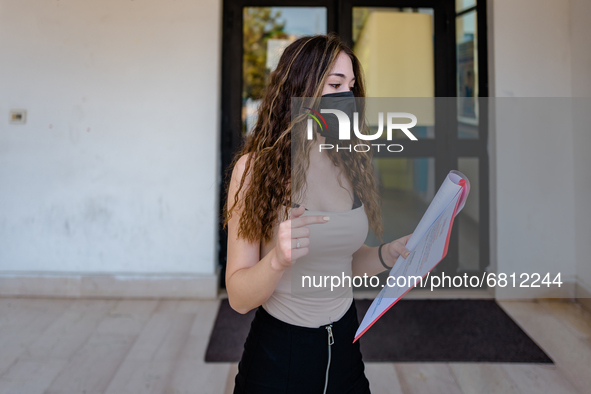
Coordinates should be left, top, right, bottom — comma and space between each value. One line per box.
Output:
9, 110, 27, 125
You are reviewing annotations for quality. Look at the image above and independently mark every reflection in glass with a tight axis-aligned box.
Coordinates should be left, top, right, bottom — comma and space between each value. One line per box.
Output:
457, 10, 479, 138
456, 0, 476, 13
458, 158, 479, 272
365, 157, 435, 248
352, 8, 435, 103
362, 97, 435, 140
242, 7, 327, 136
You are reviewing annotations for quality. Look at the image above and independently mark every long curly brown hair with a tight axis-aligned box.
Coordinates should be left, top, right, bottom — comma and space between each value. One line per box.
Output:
223, 34, 383, 243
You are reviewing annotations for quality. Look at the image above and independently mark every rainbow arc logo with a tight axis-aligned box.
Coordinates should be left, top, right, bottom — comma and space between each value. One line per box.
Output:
303, 107, 328, 132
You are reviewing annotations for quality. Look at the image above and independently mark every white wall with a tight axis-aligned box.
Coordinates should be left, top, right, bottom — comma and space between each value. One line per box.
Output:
1, 0, 588, 301
491, 0, 573, 98
570, 0, 591, 98
0, 0, 221, 295
489, 0, 586, 298
570, 0, 591, 297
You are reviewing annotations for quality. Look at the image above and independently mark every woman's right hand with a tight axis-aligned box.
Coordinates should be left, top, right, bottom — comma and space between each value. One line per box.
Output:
272, 205, 330, 271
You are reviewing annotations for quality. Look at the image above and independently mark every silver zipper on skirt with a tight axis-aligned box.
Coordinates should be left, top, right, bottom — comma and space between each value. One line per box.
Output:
323, 324, 334, 394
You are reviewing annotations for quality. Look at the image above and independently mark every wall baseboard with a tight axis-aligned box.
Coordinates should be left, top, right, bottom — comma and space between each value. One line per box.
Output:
0, 272, 219, 299
576, 279, 591, 312
494, 277, 577, 300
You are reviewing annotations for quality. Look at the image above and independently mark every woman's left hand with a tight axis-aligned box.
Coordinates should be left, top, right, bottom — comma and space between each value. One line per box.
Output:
384, 233, 413, 264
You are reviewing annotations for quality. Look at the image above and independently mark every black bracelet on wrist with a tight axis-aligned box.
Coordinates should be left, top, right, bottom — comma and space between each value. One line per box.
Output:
378, 243, 392, 269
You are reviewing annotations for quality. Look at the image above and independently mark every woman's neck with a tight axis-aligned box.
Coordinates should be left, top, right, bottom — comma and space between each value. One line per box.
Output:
310, 133, 331, 165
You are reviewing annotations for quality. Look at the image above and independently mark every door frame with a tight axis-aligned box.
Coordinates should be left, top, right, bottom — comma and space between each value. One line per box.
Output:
218, 0, 489, 288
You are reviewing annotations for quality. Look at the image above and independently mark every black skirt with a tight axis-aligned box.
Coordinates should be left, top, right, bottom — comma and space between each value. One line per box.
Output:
233, 299, 371, 394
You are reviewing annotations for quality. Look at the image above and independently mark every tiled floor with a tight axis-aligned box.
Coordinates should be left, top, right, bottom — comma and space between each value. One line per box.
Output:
0, 297, 590, 394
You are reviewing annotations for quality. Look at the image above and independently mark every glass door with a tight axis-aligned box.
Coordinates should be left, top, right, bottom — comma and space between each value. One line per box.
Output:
340, 0, 489, 287
220, 0, 488, 289
242, 7, 328, 136
219, 1, 335, 287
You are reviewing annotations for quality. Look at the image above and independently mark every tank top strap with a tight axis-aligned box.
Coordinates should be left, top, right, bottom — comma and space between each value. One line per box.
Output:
352, 191, 361, 209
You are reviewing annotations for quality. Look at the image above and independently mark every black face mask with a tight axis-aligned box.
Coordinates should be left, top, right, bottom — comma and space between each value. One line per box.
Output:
317, 90, 357, 140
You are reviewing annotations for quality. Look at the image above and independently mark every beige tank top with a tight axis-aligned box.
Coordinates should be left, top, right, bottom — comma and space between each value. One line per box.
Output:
262, 202, 369, 328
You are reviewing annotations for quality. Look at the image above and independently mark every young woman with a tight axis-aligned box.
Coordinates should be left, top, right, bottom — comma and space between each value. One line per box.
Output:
223, 34, 412, 394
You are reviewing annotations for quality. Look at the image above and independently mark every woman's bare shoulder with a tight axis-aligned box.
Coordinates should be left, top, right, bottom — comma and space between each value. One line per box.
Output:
232, 153, 253, 180
228, 153, 255, 204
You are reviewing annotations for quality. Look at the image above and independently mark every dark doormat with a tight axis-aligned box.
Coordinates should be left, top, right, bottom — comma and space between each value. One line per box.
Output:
205, 299, 553, 363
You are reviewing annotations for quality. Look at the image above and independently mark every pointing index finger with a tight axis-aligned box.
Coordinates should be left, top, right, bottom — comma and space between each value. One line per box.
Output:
291, 215, 330, 228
